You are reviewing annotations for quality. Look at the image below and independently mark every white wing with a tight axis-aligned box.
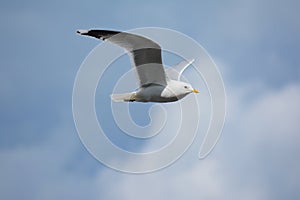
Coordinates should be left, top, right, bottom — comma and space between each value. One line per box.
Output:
166, 59, 195, 81
77, 29, 167, 87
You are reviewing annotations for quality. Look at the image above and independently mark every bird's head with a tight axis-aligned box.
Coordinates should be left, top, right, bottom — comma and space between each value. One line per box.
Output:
182, 83, 199, 94
178, 81, 199, 94
165, 80, 199, 100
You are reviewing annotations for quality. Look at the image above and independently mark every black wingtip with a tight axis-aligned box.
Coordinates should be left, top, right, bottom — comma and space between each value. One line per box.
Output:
76, 29, 122, 40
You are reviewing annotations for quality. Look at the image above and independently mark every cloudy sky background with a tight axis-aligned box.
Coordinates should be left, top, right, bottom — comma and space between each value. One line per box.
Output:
1, 0, 300, 199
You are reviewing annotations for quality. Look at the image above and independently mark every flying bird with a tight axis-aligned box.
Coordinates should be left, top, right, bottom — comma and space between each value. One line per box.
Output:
77, 29, 199, 103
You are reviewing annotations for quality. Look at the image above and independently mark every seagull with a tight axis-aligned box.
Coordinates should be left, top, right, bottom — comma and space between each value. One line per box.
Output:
77, 29, 199, 103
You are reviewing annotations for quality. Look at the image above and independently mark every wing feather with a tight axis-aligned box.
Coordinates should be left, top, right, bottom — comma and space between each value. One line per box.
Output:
77, 29, 167, 86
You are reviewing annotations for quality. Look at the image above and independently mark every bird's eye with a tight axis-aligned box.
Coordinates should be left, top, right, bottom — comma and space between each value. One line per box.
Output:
184, 86, 188, 89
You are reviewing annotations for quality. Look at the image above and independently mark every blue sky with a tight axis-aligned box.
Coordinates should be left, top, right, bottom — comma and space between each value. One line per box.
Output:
1, 0, 300, 199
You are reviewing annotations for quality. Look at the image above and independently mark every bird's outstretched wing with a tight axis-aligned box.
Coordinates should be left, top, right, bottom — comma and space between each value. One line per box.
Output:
166, 59, 195, 81
77, 29, 167, 87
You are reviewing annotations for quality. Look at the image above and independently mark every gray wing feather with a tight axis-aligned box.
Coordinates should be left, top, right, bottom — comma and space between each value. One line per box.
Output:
77, 29, 167, 86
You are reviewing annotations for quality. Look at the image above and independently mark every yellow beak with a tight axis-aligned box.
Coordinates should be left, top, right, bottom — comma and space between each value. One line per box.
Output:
192, 89, 199, 93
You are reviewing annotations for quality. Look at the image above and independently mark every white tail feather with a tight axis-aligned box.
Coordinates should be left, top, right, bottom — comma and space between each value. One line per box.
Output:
110, 92, 136, 102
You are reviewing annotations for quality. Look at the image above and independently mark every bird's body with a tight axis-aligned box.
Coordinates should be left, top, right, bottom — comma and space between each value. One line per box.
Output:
136, 80, 192, 102
77, 29, 199, 103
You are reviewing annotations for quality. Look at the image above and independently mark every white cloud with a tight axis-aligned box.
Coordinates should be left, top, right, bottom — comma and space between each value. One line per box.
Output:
247, 85, 300, 143
89, 80, 300, 200
93, 158, 224, 200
